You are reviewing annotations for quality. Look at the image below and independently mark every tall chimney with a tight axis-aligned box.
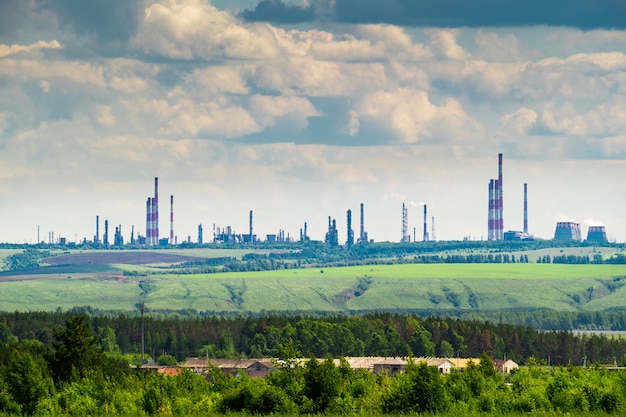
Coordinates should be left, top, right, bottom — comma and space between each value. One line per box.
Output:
432, 216, 435, 242
146, 198, 152, 245
359, 203, 364, 240
249, 210, 253, 244
487, 180, 492, 240
304, 222, 307, 240
423, 204, 428, 241
524, 183, 528, 234
95, 215, 100, 244
346, 209, 354, 247
498, 153, 503, 240
401, 202, 408, 243
170, 195, 174, 244
154, 177, 159, 245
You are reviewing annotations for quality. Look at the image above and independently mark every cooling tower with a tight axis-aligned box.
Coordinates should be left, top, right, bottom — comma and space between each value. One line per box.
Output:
554, 222, 582, 241
586, 226, 607, 243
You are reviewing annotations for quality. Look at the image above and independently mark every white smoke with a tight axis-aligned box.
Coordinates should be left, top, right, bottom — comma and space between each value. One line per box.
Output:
389, 192, 406, 202
553, 213, 576, 222
583, 218, 604, 227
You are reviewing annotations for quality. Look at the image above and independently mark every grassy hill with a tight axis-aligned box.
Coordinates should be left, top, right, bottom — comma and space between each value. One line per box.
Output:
1, 262, 625, 313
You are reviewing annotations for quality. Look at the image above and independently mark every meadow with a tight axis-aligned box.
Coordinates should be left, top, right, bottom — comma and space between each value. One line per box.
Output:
1, 262, 625, 313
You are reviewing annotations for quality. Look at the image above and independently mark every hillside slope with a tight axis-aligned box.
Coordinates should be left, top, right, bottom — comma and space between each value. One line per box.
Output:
1, 263, 625, 313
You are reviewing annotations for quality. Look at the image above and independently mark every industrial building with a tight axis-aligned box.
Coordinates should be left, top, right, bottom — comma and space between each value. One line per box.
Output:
63, 156, 613, 248
503, 231, 534, 241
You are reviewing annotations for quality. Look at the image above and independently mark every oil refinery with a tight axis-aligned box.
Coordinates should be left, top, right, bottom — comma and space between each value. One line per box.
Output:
25, 154, 615, 247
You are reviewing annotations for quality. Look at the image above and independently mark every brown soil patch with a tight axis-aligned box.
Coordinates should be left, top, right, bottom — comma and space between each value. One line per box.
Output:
43, 251, 204, 266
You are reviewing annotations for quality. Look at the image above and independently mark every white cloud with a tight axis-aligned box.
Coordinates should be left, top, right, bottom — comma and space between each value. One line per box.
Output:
0, 59, 106, 87
501, 108, 538, 135
137, 96, 261, 138
538, 101, 626, 138
425, 29, 469, 60
358, 88, 482, 143
2, 4, 626, 242
0, 40, 61, 58
249, 95, 321, 129
133, 0, 281, 60
109, 76, 150, 94
185, 66, 251, 95
254, 58, 389, 96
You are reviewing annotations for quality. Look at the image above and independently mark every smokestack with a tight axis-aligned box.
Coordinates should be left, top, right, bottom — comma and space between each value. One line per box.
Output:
360, 203, 364, 239
154, 177, 159, 245
401, 202, 408, 243
498, 153, 503, 240
104, 219, 109, 247
146, 198, 151, 245
249, 210, 253, 244
524, 183, 528, 234
432, 216, 435, 242
95, 215, 100, 244
489, 180, 495, 240
170, 195, 174, 244
423, 204, 428, 242
346, 209, 354, 248
304, 222, 307, 240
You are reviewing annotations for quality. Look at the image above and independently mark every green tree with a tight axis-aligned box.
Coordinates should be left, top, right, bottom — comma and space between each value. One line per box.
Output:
156, 354, 177, 366
98, 326, 121, 355
5, 349, 53, 415
302, 356, 341, 413
50, 315, 105, 383
382, 361, 449, 414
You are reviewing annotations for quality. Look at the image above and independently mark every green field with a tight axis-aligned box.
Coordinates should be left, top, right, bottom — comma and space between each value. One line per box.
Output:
1, 263, 625, 313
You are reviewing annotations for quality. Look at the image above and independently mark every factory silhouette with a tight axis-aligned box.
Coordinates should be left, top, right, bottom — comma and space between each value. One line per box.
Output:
73, 154, 609, 248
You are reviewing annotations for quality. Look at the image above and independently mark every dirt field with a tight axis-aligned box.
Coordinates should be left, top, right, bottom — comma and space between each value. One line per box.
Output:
42, 251, 205, 266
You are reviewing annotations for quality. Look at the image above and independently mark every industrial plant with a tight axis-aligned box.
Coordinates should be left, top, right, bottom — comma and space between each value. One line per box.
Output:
30, 154, 615, 247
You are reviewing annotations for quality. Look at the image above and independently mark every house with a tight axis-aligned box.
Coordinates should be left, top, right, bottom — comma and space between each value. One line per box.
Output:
372, 358, 407, 376
414, 357, 455, 374
494, 359, 519, 374
182, 357, 274, 378
447, 357, 482, 371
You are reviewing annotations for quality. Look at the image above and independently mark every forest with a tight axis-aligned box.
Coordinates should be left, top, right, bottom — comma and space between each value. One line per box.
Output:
1, 314, 626, 416
2, 311, 626, 367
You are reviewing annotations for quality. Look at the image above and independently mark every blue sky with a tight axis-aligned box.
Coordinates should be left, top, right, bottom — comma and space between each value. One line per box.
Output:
1, 0, 625, 244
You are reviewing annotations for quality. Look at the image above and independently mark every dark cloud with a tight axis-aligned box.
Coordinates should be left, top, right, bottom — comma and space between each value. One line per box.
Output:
38, 0, 141, 43
240, 0, 315, 24
242, 0, 626, 29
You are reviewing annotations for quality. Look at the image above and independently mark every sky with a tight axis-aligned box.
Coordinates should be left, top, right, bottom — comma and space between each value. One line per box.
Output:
1, 0, 626, 244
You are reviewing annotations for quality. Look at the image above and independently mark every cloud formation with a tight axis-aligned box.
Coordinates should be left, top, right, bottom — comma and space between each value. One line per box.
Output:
1, 0, 626, 243
242, 0, 626, 29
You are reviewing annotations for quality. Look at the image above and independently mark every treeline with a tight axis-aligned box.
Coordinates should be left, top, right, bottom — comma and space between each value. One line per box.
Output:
2, 311, 626, 367
1, 315, 625, 416
4, 241, 625, 274
132, 249, 626, 277
2, 249, 47, 271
